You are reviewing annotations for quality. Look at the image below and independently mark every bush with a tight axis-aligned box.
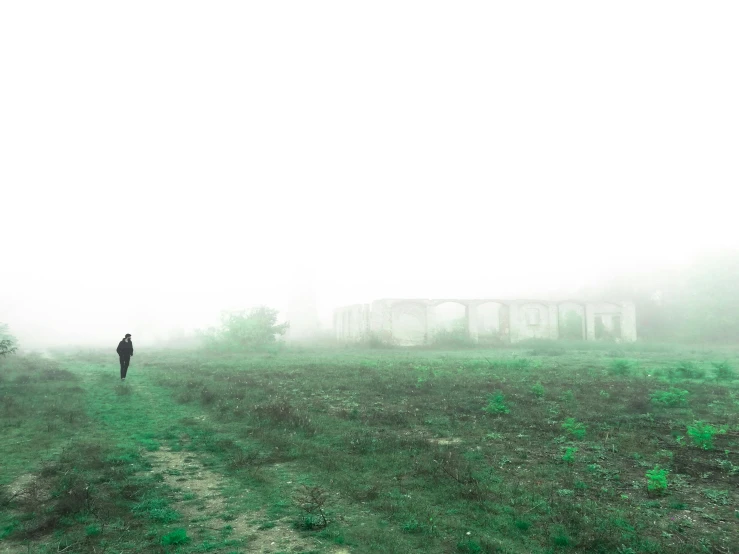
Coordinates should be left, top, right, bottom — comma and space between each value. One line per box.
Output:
432, 321, 474, 348
646, 465, 669, 494
711, 361, 735, 380
561, 447, 578, 464
484, 393, 510, 414
686, 421, 725, 450
562, 418, 586, 440
609, 359, 635, 375
198, 306, 288, 350
650, 388, 689, 407
161, 528, 190, 545
672, 361, 706, 380
0, 324, 18, 357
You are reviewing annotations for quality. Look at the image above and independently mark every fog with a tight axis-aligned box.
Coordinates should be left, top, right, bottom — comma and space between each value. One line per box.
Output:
1, 1, 738, 348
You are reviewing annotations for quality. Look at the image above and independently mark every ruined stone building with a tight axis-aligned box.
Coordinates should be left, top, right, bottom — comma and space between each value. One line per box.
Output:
334, 299, 636, 345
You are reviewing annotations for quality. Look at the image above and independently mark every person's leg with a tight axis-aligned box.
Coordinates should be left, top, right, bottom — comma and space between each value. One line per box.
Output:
120, 356, 126, 379
122, 357, 130, 379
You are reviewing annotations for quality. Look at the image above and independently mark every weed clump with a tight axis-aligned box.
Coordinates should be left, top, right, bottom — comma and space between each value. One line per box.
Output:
645, 465, 669, 495
609, 359, 636, 375
253, 399, 314, 433
484, 393, 509, 414
711, 361, 735, 380
650, 388, 689, 407
562, 446, 578, 464
161, 527, 190, 545
293, 485, 329, 530
671, 361, 706, 380
686, 421, 725, 450
562, 418, 586, 440
457, 538, 483, 552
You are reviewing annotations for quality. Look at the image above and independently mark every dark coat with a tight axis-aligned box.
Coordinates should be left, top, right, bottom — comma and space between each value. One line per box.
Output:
116, 339, 134, 357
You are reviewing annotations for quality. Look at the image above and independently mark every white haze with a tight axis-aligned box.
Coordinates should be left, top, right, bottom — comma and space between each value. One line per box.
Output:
1, 1, 737, 348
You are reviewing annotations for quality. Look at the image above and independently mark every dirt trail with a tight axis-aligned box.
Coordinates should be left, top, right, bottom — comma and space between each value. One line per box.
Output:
148, 446, 339, 553
131, 380, 345, 553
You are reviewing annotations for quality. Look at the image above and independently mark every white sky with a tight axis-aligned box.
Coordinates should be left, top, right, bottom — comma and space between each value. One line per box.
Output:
1, 1, 738, 346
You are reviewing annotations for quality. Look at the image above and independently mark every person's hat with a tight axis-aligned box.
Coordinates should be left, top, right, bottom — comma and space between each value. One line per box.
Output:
125, 333, 131, 338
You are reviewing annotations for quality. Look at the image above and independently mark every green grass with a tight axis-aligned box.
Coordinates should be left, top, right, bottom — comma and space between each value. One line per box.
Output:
0, 344, 737, 552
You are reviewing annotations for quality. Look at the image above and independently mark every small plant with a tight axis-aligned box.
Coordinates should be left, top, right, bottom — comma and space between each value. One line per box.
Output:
514, 519, 531, 531
85, 524, 101, 537
457, 539, 483, 553
610, 359, 635, 375
687, 421, 725, 450
415, 365, 432, 387
702, 489, 730, 505
402, 518, 422, 533
561, 446, 578, 464
484, 393, 510, 414
673, 361, 706, 379
161, 528, 190, 545
294, 485, 329, 530
531, 383, 545, 398
645, 465, 669, 495
562, 418, 586, 439
711, 361, 735, 381
650, 388, 689, 407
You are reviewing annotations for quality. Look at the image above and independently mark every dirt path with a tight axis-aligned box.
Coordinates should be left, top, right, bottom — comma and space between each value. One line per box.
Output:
147, 446, 333, 553
126, 375, 347, 553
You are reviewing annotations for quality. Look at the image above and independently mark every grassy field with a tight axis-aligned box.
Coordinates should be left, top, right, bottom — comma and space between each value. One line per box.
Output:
1, 343, 737, 553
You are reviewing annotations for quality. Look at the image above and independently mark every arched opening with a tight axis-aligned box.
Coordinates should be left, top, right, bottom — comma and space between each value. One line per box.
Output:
391, 302, 427, 346
557, 302, 585, 340
429, 301, 469, 345
593, 302, 624, 340
476, 302, 510, 344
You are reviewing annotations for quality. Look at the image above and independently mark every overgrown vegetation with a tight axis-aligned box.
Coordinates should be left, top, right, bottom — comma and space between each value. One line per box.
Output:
0, 323, 17, 357
593, 250, 739, 343
1, 344, 737, 553
197, 305, 288, 350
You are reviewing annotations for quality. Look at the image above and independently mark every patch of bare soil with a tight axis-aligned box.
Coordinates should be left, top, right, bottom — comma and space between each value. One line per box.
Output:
148, 448, 344, 552
0, 474, 51, 553
428, 437, 462, 446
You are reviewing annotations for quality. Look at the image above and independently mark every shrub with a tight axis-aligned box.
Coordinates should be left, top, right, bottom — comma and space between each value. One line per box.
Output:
432, 321, 473, 347
562, 447, 578, 464
198, 306, 288, 350
645, 465, 669, 494
85, 524, 102, 537
686, 421, 725, 450
457, 539, 483, 553
531, 383, 545, 398
161, 528, 190, 545
650, 388, 689, 407
562, 418, 586, 440
672, 361, 706, 380
609, 359, 635, 375
711, 361, 735, 380
294, 485, 329, 530
484, 393, 510, 414
0, 324, 18, 357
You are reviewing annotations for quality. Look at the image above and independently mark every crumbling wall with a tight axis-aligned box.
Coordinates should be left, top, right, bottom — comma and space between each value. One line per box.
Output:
334, 298, 636, 345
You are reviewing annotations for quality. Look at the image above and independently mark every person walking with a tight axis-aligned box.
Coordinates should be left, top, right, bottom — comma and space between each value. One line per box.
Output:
116, 333, 134, 380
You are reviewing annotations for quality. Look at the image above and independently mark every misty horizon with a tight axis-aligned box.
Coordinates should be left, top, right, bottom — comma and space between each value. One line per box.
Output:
2, 1, 738, 348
